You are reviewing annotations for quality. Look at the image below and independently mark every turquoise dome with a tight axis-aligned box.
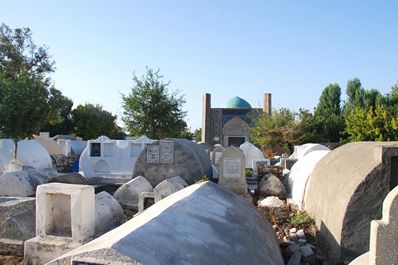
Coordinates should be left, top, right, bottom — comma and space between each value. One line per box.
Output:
224, 96, 252, 108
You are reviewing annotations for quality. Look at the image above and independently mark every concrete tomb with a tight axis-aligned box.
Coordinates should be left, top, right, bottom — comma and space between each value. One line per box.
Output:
239, 141, 265, 168
137, 191, 162, 213
0, 139, 52, 176
0, 168, 59, 197
47, 181, 284, 265
0, 197, 36, 256
24, 183, 95, 265
349, 185, 398, 265
133, 138, 212, 186
79, 135, 156, 184
218, 145, 247, 195
94, 191, 124, 237
113, 175, 153, 210
304, 142, 398, 264
153, 175, 188, 199
287, 150, 329, 208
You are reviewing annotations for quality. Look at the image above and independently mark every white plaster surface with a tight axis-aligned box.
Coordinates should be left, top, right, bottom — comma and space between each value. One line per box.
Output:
239, 141, 265, 168
288, 150, 329, 208
24, 183, 95, 265
79, 135, 155, 183
0, 139, 52, 175
47, 181, 284, 265
289, 143, 330, 160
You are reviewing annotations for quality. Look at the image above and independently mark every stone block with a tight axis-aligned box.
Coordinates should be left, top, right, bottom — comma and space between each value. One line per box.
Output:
24, 183, 95, 265
138, 191, 161, 213
95, 191, 124, 236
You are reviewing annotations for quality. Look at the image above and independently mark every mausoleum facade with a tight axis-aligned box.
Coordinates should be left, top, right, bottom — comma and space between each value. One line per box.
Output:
201, 93, 271, 147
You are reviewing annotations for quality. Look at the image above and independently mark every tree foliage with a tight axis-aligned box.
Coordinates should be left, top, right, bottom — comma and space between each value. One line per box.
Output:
41, 86, 74, 136
72, 103, 123, 140
0, 24, 54, 158
122, 68, 187, 139
250, 108, 298, 148
313, 83, 345, 142
344, 105, 398, 141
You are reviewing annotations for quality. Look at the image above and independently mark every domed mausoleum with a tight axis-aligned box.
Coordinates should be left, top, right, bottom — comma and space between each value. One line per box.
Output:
202, 93, 271, 147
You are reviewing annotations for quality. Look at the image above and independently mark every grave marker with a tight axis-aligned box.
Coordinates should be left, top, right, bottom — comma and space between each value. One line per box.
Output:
218, 146, 247, 195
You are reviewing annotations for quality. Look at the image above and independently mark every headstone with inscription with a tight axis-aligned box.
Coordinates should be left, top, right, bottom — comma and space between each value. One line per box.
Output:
133, 138, 212, 186
212, 145, 225, 169
218, 146, 247, 194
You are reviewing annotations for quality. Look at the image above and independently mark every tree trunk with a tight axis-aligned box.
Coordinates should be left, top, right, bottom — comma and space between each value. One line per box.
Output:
13, 139, 18, 160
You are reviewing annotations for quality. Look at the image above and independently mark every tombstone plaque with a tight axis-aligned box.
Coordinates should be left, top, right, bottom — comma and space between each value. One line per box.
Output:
146, 145, 159, 164
160, 140, 174, 164
223, 158, 241, 178
214, 152, 222, 165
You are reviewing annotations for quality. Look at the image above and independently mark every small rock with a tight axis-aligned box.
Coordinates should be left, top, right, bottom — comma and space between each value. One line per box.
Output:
287, 251, 301, 265
296, 229, 305, 238
300, 244, 314, 258
290, 228, 297, 234
298, 238, 307, 245
285, 243, 301, 256
258, 196, 284, 209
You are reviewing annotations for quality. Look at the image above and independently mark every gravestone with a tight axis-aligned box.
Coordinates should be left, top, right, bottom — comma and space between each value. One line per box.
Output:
133, 138, 212, 186
24, 183, 95, 265
212, 145, 225, 170
153, 176, 188, 199
218, 146, 247, 195
252, 159, 271, 178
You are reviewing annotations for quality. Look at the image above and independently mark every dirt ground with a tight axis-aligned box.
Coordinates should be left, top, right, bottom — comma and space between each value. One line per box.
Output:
0, 255, 24, 265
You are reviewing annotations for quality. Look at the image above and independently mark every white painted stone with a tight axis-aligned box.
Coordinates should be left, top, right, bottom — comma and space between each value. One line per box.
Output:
258, 196, 284, 209
288, 150, 329, 208
239, 141, 265, 168
113, 176, 153, 210
95, 192, 124, 236
289, 143, 329, 160
219, 146, 247, 195
47, 182, 284, 265
0, 139, 52, 176
24, 183, 95, 265
79, 135, 156, 183
153, 176, 188, 199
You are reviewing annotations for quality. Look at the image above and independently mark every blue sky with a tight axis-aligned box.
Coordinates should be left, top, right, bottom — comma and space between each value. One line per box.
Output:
1, 0, 397, 130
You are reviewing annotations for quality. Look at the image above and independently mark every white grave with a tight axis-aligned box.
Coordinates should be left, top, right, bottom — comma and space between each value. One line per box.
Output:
212, 144, 225, 169
0, 139, 52, 175
218, 146, 247, 195
24, 183, 95, 265
289, 143, 330, 160
239, 141, 265, 168
79, 135, 156, 183
288, 150, 329, 208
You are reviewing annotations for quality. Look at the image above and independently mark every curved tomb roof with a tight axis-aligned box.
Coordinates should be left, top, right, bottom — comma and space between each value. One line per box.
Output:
224, 96, 252, 108
289, 143, 330, 160
303, 142, 398, 263
239, 141, 265, 168
48, 181, 284, 265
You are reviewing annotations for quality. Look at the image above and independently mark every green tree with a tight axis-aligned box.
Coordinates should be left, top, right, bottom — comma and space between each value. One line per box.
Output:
296, 108, 323, 144
41, 86, 74, 136
0, 24, 54, 158
344, 78, 365, 115
72, 103, 123, 140
193, 128, 202, 142
122, 68, 187, 139
250, 108, 298, 148
313, 83, 345, 142
344, 105, 398, 141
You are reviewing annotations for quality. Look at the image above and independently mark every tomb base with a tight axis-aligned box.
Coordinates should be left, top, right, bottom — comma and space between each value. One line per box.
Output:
24, 236, 82, 265
0, 238, 23, 256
